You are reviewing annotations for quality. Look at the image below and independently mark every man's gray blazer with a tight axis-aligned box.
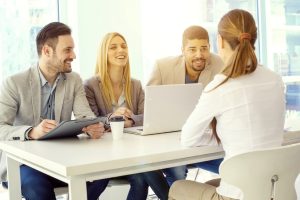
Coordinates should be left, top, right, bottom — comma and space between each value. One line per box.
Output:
0, 65, 96, 181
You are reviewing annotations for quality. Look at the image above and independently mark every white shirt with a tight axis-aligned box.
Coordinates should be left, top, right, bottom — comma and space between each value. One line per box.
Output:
181, 66, 286, 199
112, 90, 126, 111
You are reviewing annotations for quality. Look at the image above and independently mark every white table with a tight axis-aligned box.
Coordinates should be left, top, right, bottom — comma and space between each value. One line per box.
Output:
0, 132, 224, 200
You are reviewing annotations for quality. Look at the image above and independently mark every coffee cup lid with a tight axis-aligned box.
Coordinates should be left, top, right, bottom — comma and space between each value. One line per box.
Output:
110, 116, 125, 122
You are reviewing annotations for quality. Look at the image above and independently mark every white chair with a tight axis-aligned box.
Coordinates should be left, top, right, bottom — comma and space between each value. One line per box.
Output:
219, 143, 300, 200
296, 175, 300, 200
54, 187, 69, 199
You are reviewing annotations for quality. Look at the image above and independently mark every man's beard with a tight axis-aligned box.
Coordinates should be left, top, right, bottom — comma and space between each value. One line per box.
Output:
191, 58, 206, 72
48, 59, 73, 73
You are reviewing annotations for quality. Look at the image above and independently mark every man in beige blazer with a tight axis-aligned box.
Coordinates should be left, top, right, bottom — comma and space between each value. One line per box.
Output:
0, 22, 109, 200
147, 54, 222, 86
146, 26, 224, 186
147, 27, 223, 87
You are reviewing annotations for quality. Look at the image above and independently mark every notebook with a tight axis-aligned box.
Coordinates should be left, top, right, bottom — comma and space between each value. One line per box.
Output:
124, 83, 203, 135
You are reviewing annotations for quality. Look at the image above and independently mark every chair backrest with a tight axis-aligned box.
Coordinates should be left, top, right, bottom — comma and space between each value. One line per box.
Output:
54, 187, 69, 200
219, 143, 300, 200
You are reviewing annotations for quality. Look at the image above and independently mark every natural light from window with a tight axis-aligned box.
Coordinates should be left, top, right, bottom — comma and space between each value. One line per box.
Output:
0, 0, 58, 83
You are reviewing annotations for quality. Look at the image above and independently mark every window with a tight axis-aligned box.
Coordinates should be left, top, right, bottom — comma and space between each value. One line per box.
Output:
0, 0, 59, 83
141, 0, 258, 83
141, 0, 300, 130
261, 0, 300, 130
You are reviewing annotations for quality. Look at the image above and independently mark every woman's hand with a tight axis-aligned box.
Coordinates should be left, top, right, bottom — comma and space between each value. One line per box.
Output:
124, 118, 134, 128
110, 107, 135, 128
111, 107, 133, 119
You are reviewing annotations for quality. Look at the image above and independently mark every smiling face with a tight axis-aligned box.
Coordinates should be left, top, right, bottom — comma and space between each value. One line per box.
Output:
45, 35, 76, 73
182, 39, 210, 73
107, 36, 128, 68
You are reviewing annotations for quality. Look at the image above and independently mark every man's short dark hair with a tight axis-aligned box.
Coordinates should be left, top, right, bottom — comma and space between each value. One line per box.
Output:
182, 26, 209, 47
36, 22, 71, 56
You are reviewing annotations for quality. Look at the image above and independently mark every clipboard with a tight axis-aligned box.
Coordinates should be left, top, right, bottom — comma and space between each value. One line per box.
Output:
38, 117, 101, 140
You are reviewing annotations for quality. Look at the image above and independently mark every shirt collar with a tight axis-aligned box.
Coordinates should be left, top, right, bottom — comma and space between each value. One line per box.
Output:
38, 67, 61, 87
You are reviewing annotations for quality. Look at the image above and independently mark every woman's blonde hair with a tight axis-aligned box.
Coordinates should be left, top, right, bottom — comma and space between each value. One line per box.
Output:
212, 9, 258, 144
95, 32, 132, 110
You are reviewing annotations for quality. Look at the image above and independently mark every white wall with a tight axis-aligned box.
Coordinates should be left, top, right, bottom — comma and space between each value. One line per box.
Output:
141, 0, 209, 83
59, 0, 143, 81
59, 0, 212, 84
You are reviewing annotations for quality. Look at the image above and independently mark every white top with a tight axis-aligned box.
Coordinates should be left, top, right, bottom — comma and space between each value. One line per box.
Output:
181, 66, 286, 199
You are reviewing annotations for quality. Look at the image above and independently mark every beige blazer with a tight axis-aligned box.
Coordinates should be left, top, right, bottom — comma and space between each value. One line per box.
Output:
147, 53, 223, 87
84, 76, 144, 126
0, 65, 96, 181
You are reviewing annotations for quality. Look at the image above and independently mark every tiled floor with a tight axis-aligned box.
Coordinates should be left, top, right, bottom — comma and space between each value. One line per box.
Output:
0, 168, 218, 200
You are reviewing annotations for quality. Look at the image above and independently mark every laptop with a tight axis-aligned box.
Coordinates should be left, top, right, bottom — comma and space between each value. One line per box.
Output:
124, 83, 203, 135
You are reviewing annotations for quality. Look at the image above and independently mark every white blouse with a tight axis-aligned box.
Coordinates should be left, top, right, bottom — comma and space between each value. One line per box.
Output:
181, 66, 286, 199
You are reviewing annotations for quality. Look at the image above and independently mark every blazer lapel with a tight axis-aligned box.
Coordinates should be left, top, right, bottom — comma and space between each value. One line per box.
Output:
98, 80, 113, 115
55, 74, 66, 122
198, 55, 214, 87
29, 66, 42, 125
198, 68, 212, 87
174, 56, 186, 84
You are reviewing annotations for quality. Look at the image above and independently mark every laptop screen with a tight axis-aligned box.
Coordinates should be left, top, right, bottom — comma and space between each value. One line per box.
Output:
125, 83, 203, 135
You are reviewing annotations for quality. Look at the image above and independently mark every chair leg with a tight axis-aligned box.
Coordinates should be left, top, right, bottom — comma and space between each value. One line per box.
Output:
194, 168, 200, 181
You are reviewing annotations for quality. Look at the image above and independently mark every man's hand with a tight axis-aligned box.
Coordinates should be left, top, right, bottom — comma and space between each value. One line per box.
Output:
82, 122, 105, 139
29, 119, 57, 140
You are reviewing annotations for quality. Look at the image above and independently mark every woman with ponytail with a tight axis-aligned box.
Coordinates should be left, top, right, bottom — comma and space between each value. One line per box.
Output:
169, 9, 285, 200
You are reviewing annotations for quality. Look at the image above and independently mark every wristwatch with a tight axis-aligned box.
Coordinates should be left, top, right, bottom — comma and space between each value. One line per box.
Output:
24, 127, 33, 140
104, 115, 112, 130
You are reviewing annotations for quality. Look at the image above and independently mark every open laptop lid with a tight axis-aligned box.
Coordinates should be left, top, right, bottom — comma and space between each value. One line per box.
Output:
126, 83, 203, 135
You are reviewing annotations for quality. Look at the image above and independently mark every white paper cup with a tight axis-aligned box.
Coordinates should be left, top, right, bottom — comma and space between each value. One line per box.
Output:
110, 117, 125, 140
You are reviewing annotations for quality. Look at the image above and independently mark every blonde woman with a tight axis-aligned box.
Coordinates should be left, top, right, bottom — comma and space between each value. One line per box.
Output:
84, 32, 144, 129
169, 9, 285, 200
84, 32, 147, 200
